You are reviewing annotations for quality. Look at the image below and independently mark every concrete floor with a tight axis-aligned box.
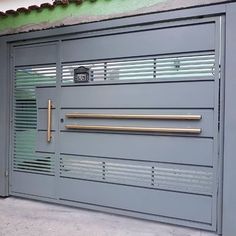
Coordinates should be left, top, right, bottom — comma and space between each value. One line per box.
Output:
0, 197, 218, 236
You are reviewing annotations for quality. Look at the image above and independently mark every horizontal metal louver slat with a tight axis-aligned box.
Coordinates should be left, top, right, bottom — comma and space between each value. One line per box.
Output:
62, 53, 215, 84
13, 65, 56, 175
60, 155, 213, 195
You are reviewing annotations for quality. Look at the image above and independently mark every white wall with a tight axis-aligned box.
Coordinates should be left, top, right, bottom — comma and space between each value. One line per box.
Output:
0, 0, 53, 11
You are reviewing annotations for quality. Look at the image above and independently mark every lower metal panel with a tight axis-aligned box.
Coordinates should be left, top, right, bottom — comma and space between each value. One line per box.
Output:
11, 172, 56, 199
58, 178, 212, 224
10, 191, 214, 231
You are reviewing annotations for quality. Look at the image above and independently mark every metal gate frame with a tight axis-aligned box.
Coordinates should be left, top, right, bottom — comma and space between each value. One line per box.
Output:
9, 16, 225, 232
0, 2, 236, 236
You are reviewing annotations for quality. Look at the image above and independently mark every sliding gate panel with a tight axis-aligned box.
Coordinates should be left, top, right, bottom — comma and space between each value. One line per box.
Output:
10, 17, 222, 231
55, 77, 215, 225
56, 18, 221, 230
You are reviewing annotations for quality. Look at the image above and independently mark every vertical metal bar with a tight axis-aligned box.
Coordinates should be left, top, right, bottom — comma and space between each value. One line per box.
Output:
211, 16, 224, 234
47, 99, 52, 143
55, 40, 63, 201
7, 43, 14, 197
216, 15, 226, 235
0, 39, 10, 197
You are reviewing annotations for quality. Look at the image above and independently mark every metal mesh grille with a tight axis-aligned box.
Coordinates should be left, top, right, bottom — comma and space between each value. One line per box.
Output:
62, 53, 215, 84
60, 155, 213, 195
13, 66, 56, 175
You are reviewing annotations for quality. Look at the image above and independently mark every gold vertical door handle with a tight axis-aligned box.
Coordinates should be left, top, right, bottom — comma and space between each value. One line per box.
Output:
47, 99, 52, 142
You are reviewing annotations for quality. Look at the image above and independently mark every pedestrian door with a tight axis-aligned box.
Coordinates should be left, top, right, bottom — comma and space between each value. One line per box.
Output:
10, 17, 223, 232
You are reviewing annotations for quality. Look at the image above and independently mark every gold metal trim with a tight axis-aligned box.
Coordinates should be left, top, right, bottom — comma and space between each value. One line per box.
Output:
66, 113, 202, 121
47, 99, 52, 142
65, 124, 202, 134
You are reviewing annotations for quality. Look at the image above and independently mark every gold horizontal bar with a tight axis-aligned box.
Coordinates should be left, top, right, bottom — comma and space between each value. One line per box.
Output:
66, 113, 202, 121
65, 124, 202, 134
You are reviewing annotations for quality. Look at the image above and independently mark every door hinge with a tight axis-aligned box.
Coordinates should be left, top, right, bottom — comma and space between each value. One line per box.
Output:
5, 171, 8, 177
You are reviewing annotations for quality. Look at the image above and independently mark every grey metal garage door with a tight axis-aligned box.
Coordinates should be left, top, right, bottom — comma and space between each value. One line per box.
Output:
10, 16, 223, 232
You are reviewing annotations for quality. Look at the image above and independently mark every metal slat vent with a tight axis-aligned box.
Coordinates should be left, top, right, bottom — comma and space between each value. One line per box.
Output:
13, 66, 56, 175
60, 155, 213, 195
62, 53, 215, 84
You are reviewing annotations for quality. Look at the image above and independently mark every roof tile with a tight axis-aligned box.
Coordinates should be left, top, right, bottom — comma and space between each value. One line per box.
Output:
40, 3, 55, 9
0, 11, 7, 17
0, 0, 88, 17
17, 7, 31, 13
28, 5, 41, 11
54, 0, 70, 6
0, 0, 97, 17
5, 9, 19, 15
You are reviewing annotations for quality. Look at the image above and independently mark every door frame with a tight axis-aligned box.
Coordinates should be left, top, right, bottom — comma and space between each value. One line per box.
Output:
0, 40, 10, 197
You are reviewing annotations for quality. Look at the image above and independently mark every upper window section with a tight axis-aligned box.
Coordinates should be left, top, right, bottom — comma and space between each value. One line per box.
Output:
62, 53, 215, 85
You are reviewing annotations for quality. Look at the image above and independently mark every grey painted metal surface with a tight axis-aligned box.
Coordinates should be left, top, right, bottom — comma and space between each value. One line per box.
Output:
14, 43, 57, 67
12, 171, 55, 199
59, 132, 214, 166
0, 2, 236, 236
59, 82, 215, 109
61, 22, 215, 62
59, 178, 213, 223
0, 39, 9, 197
19, 15, 221, 232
